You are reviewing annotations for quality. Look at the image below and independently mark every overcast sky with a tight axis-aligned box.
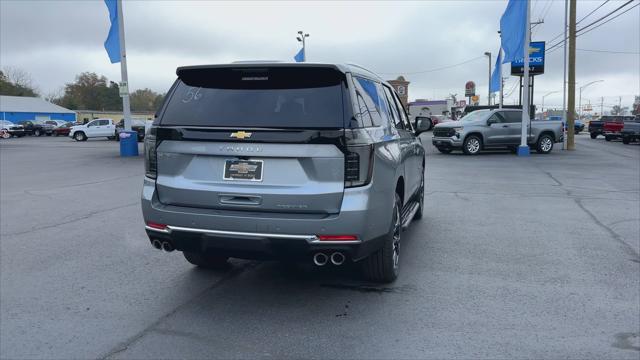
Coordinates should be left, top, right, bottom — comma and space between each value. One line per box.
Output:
1, 0, 638, 111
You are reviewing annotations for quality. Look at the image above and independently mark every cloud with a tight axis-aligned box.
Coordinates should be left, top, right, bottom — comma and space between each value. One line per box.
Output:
1, 0, 638, 108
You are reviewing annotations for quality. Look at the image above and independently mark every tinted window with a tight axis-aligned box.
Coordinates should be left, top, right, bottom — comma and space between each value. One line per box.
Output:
87, 120, 99, 127
161, 67, 345, 129
99, 120, 110, 126
382, 86, 402, 129
390, 91, 411, 131
352, 77, 383, 127
500, 111, 522, 123
488, 113, 506, 123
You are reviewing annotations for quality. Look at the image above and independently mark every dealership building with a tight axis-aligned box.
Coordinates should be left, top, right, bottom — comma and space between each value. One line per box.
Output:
0, 95, 76, 123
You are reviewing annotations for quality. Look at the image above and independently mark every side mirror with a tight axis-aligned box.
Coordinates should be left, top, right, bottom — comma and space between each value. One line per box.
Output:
487, 119, 497, 126
415, 118, 431, 135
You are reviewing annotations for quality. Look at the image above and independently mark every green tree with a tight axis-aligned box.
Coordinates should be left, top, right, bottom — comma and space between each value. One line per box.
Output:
57, 72, 122, 111
0, 68, 39, 97
130, 88, 165, 112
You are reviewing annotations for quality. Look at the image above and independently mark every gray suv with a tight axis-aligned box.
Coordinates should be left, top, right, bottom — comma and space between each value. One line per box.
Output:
142, 62, 426, 283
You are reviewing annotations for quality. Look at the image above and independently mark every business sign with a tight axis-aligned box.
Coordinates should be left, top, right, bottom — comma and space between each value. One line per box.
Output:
511, 41, 545, 76
465, 81, 476, 96
471, 95, 480, 104
456, 100, 467, 108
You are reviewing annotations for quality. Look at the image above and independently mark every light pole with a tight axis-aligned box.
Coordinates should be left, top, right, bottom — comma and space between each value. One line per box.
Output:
578, 80, 603, 119
296, 31, 309, 62
541, 91, 560, 116
484, 52, 491, 106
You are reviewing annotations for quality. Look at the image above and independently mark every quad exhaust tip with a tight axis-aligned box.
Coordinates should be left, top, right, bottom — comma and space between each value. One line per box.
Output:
330, 252, 345, 266
152, 239, 162, 250
161, 241, 174, 252
313, 253, 328, 266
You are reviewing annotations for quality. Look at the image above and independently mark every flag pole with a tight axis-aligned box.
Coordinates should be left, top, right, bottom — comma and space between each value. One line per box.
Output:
117, 0, 131, 132
518, 0, 531, 156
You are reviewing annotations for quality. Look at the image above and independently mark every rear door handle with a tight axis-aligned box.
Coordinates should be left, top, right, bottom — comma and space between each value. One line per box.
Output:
502, 125, 509, 128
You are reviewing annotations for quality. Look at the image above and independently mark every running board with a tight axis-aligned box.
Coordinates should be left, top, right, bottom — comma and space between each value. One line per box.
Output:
401, 201, 419, 229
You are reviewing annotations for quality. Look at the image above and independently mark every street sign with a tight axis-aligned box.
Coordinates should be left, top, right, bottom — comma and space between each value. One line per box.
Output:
465, 81, 476, 96
511, 41, 545, 76
471, 95, 480, 104
119, 81, 129, 97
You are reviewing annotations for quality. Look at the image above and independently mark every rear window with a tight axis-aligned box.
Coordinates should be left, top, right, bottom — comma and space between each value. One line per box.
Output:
160, 67, 345, 129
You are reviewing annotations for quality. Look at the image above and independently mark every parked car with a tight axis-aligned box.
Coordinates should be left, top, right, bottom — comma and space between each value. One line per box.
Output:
0, 120, 25, 138
142, 62, 427, 283
68, 118, 116, 141
621, 121, 640, 144
589, 115, 635, 139
16, 120, 54, 136
52, 122, 74, 137
44, 120, 69, 128
565, 119, 585, 134
116, 119, 146, 141
431, 109, 564, 154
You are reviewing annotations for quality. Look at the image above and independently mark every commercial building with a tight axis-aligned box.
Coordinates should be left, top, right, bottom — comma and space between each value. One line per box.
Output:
75, 110, 154, 124
0, 95, 76, 123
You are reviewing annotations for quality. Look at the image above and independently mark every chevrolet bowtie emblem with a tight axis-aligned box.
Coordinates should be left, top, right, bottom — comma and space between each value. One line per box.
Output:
230, 131, 252, 140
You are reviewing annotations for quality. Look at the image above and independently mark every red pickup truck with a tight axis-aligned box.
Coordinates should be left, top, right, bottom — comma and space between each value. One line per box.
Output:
603, 120, 624, 141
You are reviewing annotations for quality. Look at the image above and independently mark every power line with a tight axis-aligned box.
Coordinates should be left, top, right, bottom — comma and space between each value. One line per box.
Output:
577, 0, 634, 33
545, 0, 611, 48
546, 1, 638, 54
376, 56, 485, 76
577, 48, 640, 54
577, 0, 610, 25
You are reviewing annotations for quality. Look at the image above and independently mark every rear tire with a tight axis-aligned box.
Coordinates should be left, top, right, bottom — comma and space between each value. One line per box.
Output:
34, 129, 41, 137
183, 251, 230, 270
436, 147, 452, 154
462, 135, 482, 155
361, 193, 401, 283
536, 134, 554, 154
622, 136, 630, 144
605, 135, 612, 142
590, 132, 597, 139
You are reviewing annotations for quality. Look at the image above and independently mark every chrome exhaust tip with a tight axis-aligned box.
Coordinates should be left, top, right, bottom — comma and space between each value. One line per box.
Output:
330, 252, 345, 266
313, 253, 328, 266
152, 239, 162, 250
161, 241, 174, 252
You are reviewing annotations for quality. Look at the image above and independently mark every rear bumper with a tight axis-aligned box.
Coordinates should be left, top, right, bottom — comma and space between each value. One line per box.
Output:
141, 177, 391, 261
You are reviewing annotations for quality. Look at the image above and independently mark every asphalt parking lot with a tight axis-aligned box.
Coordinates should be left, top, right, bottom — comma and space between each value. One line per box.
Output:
1, 134, 639, 359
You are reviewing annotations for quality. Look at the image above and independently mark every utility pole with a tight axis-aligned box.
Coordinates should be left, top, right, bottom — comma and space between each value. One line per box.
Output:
517, 0, 532, 156
567, 0, 576, 150
485, 52, 492, 106
600, 96, 604, 116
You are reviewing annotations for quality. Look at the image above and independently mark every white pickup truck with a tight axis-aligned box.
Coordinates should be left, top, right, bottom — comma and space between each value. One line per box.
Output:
69, 118, 116, 141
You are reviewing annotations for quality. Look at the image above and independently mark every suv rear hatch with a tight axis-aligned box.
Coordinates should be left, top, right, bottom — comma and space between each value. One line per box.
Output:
152, 65, 350, 215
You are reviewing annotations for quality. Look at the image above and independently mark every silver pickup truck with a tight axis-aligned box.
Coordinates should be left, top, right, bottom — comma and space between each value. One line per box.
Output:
430, 109, 564, 155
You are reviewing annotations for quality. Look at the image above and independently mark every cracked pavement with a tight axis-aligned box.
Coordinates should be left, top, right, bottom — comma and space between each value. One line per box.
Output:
1, 135, 638, 359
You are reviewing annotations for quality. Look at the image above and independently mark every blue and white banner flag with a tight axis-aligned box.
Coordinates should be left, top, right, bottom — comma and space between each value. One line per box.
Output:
104, 0, 120, 63
490, 49, 502, 93
294, 48, 305, 62
500, 0, 527, 64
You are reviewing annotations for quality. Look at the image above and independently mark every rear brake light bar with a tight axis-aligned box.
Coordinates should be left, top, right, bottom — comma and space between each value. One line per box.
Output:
317, 235, 358, 241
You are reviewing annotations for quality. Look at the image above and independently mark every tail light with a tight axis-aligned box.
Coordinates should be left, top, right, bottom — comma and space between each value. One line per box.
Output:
344, 144, 374, 188
144, 127, 158, 179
